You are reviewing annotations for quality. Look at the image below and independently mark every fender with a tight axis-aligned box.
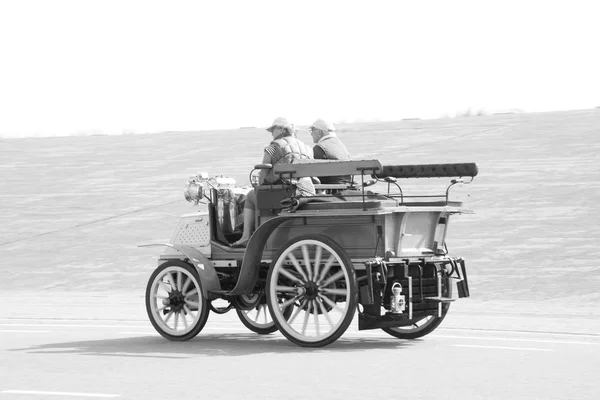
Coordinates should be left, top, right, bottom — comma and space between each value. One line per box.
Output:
227, 215, 294, 296
138, 243, 221, 296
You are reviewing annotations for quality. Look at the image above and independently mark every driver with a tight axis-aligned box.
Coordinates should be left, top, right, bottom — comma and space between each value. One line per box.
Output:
232, 117, 315, 247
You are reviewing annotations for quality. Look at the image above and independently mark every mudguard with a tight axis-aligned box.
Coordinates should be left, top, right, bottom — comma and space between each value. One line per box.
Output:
227, 215, 294, 296
138, 243, 221, 296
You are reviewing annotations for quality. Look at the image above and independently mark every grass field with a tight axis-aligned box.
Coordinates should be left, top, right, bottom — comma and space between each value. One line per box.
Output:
1, 109, 599, 309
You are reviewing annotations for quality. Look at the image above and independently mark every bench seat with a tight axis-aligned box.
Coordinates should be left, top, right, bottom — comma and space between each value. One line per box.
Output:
298, 199, 398, 211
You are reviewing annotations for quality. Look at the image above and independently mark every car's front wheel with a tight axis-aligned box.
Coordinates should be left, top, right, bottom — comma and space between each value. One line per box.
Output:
146, 260, 209, 341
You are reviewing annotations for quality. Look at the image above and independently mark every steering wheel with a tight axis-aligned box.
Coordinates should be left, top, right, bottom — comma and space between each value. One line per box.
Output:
249, 170, 260, 188
249, 163, 273, 188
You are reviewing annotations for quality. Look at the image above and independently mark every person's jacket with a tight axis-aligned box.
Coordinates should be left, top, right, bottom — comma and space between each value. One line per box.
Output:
264, 135, 314, 184
313, 135, 351, 184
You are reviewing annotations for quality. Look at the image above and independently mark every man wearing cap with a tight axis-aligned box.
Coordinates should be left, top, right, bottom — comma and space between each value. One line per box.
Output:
232, 117, 314, 247
310, 119, 351, 185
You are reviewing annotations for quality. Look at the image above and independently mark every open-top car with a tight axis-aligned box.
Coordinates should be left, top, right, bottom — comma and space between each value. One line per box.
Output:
140, 159, 478, 347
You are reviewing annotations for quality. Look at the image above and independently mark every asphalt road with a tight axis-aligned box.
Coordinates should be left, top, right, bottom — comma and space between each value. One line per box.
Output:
2, 110, 599, 399
1, 295, 599, 400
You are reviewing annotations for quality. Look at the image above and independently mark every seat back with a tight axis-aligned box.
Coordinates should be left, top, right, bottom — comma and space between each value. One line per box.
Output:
273, 159, 383, 180
255, 184, 289, 217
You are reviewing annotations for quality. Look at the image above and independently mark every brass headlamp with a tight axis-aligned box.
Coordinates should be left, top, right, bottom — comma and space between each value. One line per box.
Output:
183, 172, 209, 204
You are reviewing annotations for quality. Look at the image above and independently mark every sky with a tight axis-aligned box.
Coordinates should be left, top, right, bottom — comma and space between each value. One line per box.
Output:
0, 0, 598, 137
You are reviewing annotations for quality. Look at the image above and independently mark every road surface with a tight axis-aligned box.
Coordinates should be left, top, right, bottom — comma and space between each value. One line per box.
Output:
1, 294, 599, 400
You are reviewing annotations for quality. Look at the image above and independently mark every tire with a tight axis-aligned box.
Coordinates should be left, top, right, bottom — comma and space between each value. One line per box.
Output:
236, 295, 294, 335
145, 260, 210, 341
266, 234, 358, 347
381, 304, 450, 339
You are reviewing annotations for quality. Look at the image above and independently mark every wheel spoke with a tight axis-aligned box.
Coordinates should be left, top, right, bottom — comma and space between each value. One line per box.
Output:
301, 301, 312, 335
278, 268, 304, 285
164, 310, 174, 324
177, 271, 183, 291
183, 304, 195, 320
319, 288, 348, 297
319, 270, 345, 288
287, 253, 309, 282
275, 285, 298, 293
317, 255, 336, 284
301, 245, 312, 281
158, 281, 171, 292
279, 295, 300, 311
181, 311, 188, 329
317, 298, 334, 328
174, 312, 179, 330
186, 300, 200, 308
262, 305, 269, 324
313, 300, 320, 336
167, 272, 176, 290
185, 288, 198, 298
313, 245, 323, 283
254, 307, 261, 322
318, 293, 344, 313
181, 276, 192, 294
288, 299, 307, 325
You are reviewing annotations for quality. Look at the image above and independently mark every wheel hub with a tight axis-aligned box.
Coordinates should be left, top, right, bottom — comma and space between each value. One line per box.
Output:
168, 290, 186, 312
303, 282, 319, 300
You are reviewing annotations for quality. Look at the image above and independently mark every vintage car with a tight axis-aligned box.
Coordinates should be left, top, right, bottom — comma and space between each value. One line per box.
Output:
140, 159, 477, 347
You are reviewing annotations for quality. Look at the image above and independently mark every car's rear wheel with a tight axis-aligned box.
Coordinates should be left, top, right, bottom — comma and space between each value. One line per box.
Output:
266, 234, 358, 347
381, 305, 450, 339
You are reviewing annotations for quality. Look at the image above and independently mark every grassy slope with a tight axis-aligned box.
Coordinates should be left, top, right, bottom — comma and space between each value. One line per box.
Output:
1, 109, 599, 305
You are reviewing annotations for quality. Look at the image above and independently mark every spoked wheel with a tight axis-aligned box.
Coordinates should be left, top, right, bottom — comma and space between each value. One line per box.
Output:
236, 295, 294, 335
146, 260, 209, 341
266, 234, 358, 347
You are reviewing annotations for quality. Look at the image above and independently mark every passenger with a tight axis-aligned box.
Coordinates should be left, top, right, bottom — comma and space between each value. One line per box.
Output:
309, 119, 352, 185
232, 117, 315, 247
